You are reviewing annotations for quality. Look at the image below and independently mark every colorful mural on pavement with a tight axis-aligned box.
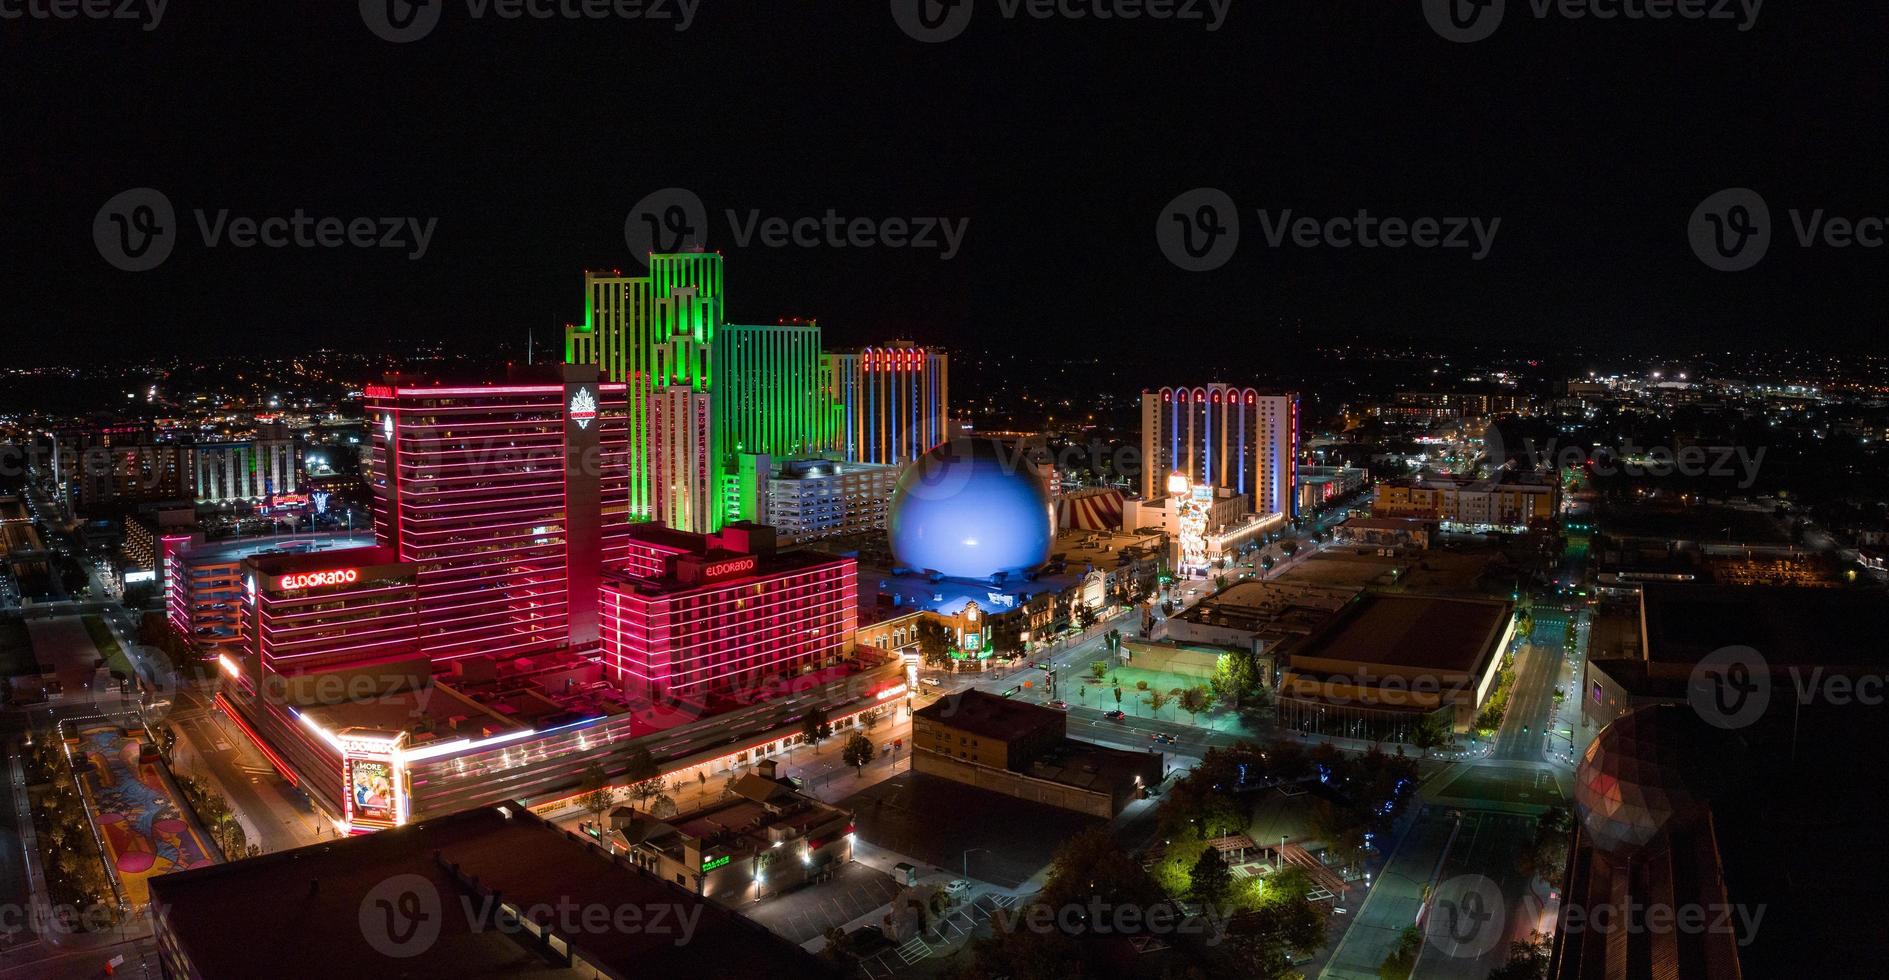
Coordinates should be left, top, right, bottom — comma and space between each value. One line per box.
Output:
72, 724, 215, 904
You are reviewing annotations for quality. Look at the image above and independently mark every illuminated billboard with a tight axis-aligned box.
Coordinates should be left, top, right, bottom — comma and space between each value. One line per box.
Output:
346, 758, 396, 828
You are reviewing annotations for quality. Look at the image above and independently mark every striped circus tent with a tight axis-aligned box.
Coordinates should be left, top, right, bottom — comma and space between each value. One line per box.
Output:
1057, 488, 1125, 531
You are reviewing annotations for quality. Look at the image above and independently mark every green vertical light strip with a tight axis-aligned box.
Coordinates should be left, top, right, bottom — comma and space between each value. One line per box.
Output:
571, 256, 725, 523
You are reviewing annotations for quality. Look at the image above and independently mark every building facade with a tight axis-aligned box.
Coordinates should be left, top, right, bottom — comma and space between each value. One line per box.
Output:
714, 322, 835, 468
565, 254, 725, 525
1372, 473, 1558, 530
599, 523, 858, 701
364, 368, 629, 662
1141, 385, 1299, 519
823, 342, 949, 466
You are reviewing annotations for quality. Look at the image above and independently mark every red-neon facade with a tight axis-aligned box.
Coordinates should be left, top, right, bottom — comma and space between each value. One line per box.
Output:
364, 370, 630, 662
242, 547, 420, 674
600, 525, 857, 701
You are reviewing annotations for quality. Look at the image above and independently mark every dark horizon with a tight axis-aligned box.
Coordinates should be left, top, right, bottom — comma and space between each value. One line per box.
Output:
9, 4, 1889, 361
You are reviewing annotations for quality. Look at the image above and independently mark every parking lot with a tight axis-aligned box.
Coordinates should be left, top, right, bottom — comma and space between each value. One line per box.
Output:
744, 861, 903, 945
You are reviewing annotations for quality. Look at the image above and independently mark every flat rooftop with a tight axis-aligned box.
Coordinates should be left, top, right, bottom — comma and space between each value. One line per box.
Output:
247, 544, 403, 576
149, 803, 833, 979
1290, 593, 1512, 675
1641, 583, 1889, 669
1027, 738, 1161, 792
180, 532, 376, 565
602, 547, 849, 597
915, 688, 1063, 742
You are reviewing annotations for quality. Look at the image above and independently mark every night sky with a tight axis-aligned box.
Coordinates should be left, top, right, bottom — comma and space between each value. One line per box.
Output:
8, 2, 1889, 365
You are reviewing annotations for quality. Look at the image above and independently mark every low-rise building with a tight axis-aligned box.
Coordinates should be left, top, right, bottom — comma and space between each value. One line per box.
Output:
149, 801, 835, 980
1275, 593, 1516, 739
912, 690, 1162, 816
613, 764, 853, 904
1372, 472, 1558, 531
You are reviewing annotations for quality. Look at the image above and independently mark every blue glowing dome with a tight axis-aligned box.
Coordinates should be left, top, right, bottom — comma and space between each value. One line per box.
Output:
889, 439, 1052, 580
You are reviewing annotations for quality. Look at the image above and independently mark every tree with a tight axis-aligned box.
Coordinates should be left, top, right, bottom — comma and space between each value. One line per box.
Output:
1189, 846, 1233, 906
1179, 685, 1214, 723
1147, 689, 1171, 719
860, 707, 882, 732
622, 742, 658, 784
1411, 715, 1450, 759
1211, 650, 1259, 708
801, 706, 833, 748
819, 926, 853, 963
1486, 931, 1553, 980
916, 617, 953, 667
1281, 541, 1299, 559
1261, 555, 1276, 572
1377, 925, 1423, 980
576, 762, 616, 823
626, 774, 668, 809
1090, 661, 1109, 682
1070, 602, 1093, 632
842, 733, 874, 775
1519, 806, 1573, 889
1113, 686, 1123, 707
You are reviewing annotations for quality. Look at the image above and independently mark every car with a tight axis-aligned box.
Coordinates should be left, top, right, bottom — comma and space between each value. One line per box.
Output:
945, 879, 972, 895
1150, 733, 1177, 745
1048, 699, 1068, 710
1031, 661, 1050, 670
1104, 709, 1126, 721
920, 677, 942, 688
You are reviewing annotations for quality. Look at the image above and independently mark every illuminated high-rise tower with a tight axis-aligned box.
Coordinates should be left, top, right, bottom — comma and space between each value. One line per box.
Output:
715, 321, 835, 462
1141, 385, 1299, 518
823, 342, 950, 466
566, 253, 723, 526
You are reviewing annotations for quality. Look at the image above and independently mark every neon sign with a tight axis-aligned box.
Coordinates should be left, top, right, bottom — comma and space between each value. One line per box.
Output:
277, 568, 360, 591
570, 387, 598, 430
701, 556, 757, 582
701, 854, 731, 872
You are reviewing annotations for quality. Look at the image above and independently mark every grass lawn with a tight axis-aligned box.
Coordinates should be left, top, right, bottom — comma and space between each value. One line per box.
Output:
81, 615, 135, 675
0, 618, 38, 677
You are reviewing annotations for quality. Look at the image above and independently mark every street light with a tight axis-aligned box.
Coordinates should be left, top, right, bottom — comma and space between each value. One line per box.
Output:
963, 847, 990, 882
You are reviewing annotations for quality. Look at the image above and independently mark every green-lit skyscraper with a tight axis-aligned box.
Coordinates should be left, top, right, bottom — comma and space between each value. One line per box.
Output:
566, 253, 724, 530
714, 320, 843, 523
